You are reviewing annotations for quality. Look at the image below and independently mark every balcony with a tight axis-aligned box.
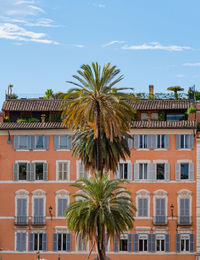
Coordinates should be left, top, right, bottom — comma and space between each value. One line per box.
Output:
14, 216, 28, 225
177, 216, 192, 226
31, 216, 45, 226
153, 216, 168, 225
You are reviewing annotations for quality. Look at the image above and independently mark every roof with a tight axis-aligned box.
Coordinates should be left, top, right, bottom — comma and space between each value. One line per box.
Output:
2, 98, 194, 112
0, 120, 196, 130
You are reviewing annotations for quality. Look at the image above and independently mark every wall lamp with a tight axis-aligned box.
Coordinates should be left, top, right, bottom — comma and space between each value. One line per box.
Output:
49, 205, 53, 220
36, 251, 40, 260
170, 204, 174, 218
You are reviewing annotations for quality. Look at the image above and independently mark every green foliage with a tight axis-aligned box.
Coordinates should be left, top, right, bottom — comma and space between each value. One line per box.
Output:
8, 93, 18, 99
17, 119, 27, 123
167, 86, 184, 99
195, 91, 200, 101
29, 118, 39, 122
4, 116, 10, 122
17, 117, 39, 123
51, 113, 61, 122
65, 172, 136, 259
44, 89, 54, 99
186, 107, 196, 115
158, 111, 165, 121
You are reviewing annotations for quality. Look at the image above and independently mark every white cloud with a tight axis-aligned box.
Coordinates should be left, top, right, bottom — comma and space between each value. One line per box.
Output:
103, 40, 125, 47
98, 4, 105, 8
176, 74, 184, 78
0, 23, 59, 44
122, 42, 191, 51
73, 44, 85, 48
183, 62, 200, 67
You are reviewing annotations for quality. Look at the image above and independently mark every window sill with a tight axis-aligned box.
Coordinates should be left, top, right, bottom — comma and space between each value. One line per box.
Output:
177, 149, 192, 151
16, 150, 29, 152
32, 149, 47, 152
154, 149, 167, 151
55, 149, 71, 151
136, 149, 150, 151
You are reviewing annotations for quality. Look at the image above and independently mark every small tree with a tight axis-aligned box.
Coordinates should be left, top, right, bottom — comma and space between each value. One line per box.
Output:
167, 86, 184, 99
44, 89, 54, 99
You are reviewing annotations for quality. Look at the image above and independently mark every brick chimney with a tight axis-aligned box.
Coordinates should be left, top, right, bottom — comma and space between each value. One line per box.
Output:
149, 85, 154, 97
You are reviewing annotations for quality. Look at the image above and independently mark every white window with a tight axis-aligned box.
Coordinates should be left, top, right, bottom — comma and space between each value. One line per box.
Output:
138, 198, 148, 217
57, 161, 70, 181
56, 190, 69, 217
54, 135, 72, 150
119, 234, 128, 251
13, 162, 29, 181
76, 234, 88, 251
139, 135, 148, 149
139, 163, 148, 179
76, 161, 88, 179
180, 135, 190, 149
156, 234, 165, 252
53, 232, 71, 251
157, 135, 165, 149
139, 234, 148, 251
176, 135, 193, 149
119, 163, 128, 179
180, 234, 190, 251
29, 232, 47, 251
180, 163, 189, 179
156, 164, 165, 180
141, 113, 148, 121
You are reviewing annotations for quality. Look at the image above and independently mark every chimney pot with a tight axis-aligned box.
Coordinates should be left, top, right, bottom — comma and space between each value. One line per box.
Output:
149, 85, 154, 97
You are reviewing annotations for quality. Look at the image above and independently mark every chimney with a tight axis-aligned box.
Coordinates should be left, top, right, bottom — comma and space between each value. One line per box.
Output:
149, 85, 154, 97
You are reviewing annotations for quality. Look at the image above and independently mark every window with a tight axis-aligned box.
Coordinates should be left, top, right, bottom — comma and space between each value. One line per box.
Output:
154, 198, 166, 225
77, 161, 88, 179
76, 234, 88, 251
16, 198, 28, 224
156, 164, 165, 180
19, 163, 28, 180
139, 135, 148, 149
139, 235, 148, 251
16, 232, 27, 251
179, 198, 190, 224
120, 234, 128, 251
29, 233, 47, 251
139, 163, 147, 180
151, 113, 158, 120
14, 135, 30, 150
138, 198, 148, 217
181, 135, 190, 149
180, 163, 189, 179
141, 113, 148, 121
32, 135, 48, 150
57, 161, 70, 181
157, 135, 165, 149
33, 198, 44, 224
35, 163, 44, 180
176, 135, 193, 149
119, 163, 128, 179
54, 135, 72, 150
166, 113, 185, 121
156, 234, 165, 252
180, 234, 189, 251
57, 198, 68, 217
53, 233, 71, 251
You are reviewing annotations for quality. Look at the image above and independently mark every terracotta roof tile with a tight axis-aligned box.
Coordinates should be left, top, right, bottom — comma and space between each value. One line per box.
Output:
131, 120, 196, 129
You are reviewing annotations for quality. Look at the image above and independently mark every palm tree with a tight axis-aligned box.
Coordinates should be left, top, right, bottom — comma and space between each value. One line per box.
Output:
167, 86, 184, 99
62, 62, 135, 176
65, 172, 136, 260
73, 128, 131, 173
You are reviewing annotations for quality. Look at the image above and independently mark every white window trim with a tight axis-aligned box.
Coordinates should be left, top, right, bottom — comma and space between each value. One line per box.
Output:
153, 190, 168, 218
155, 162, 167, 181
118, 160, 130, 180
32, 135, 46, 151
156, 233, 166, 252
56, 135, 71, 151
177, 189, 192, 219
15, 190, 29, 218
136, 189, 150, 218
31, 160, 47, 181
56, 160, 70, 181
32, 190, 46, 218
76, 160, 89, 179
139, 135, 148, 149
16, 135, 29, 151
15, 161, 30, 182
76, 233, 89, 252
55, 190, 69, 218
15, 231, 28, 251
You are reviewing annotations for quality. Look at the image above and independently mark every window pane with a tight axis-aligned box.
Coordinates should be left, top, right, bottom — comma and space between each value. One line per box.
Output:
180, 135, 185, 148
144, 135, 147, 148
35, 163, 43, 180
141, 113, 148, 121
161, 240, 165, 251
139, 164, 143, 179
39, 233, 43, 250
157, 135, 160, 148
139, 135, 143, 148
156, 239, 160, 251
144, 239, 147, 251
144, 164, 147, 179
19, 136, 28, 148
34, 233, 38, 251
120, 239, 127, 251
181, 163, 189, 179
185, 135, 190, 149
58, 234, 61, 251
186, 239, 189, 251
60, 136, 67, 148
36, 136, 44, 149
139, 239, 143, 251
124, 164, 128, 179
161, 135, 165, 148
157, 164, 165, 180
19, 163, 27, 180
181, 239, 184, 251
63, 234, 66, 251
119, 164, 123, 179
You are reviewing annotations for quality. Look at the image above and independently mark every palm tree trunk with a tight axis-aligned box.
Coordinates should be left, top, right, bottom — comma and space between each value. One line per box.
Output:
96, 101, 103, 177
96, 222, 106, 260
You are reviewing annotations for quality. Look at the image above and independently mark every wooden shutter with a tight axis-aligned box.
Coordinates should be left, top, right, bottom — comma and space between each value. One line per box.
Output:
16, 232, 21, 251
165, 234, 170, 252
134, 135, 139, 149
148, 234, 151, 252
54, 136, 59, 150
14, 136, 19, 150
147, 135, 152, 149
165, 163, 170, 181
138, 198, 143, 217
190, 234, 194, 252
188, 135, 194, 149
134, 163, 139, 180
151, 234, 156, 252
143, 198, 148, 217
44, 135, 48, 150
165, 135, 169, 149
176, 135, 180, 149
189, 163, 194, 180
29, 233, 34, 251
57, 198, 63, 217
176, 234, 180, 252
30, 163, 35, 181
53, 233, 58, 251
150, 135, 156, 149
175, 163, 180, 180
42, 233, 47, 251
134, 234, 139, 252
67, 135, 72, 149
13, 163, 18, 181
66, 233, 71, 252
114, 234, 118, 252
148, 163, 156, 180
43, 163, 48, 181
128, 163, 132, 180
128, 234, 132, 252
127, 136, 133, 149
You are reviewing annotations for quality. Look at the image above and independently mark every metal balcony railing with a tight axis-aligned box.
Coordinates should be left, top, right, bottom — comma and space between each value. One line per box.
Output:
177, 216, 192, 225
14, 216, 28, 225
153, 216, 168, 225
31, 216, 45, 225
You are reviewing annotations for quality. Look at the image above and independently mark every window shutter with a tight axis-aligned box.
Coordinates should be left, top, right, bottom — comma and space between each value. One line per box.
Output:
127, 136, 133, 149
13, 163, 18, 181
105, 233, 108, 252
165, 163, 170, 181
66, 233, 71, 252
176, 135, 180, 149
30, 163, 35, 181
29, 233, 34, 251
176, 234, 180, 252
54, 136, 59, 150
128, 163, 132, 180
31, 136, 35, 150
43, 163, 48, 181
143, 198, 148, 217
20, 233, 26, 251
27, 136, 31, 150
77, 161, 86, 179
189, 163, 194, 180
151, 234, 156, 252
175, 163, 180, 180
165, 234, 170, 252
189, 135, 194, 149
16, 232, 21, 251
53, 233, 58, 251
148, 163, 156, 180
114, 164, 119, 179
58, 199, 63, 217
63, 199, 68, 216
128, 234, 132, 252
134, 135, 139, 149
27, 163, 31, 181
150, 135, 156, 149
165, 135, 169, 149
42, 233, 47, 251
14, 136, 19, 150
138, 198, 143, 217
17, 198, 21, 217
44, 135, 49, 150
147, 135, 152, 149
190, 234, 194, 252
114, 234, 118, 252
148, 234, 152, 252
67, 135, 72, 149
134, 234, 139, 252
134, 163, 139, 180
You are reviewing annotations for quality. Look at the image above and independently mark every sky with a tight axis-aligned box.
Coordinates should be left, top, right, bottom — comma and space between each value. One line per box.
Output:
0, 0, 200, 106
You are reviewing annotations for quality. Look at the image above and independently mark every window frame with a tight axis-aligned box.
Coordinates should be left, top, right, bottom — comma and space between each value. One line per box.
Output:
32, 190, 46, 220
56, 190, 69, 218
180, 234, 190, 252
156, 234, 166, 252
138, 234, 148, 252
139, 135, 148, 149
76, 233, 89, 252
15, 231, 27, 251
56, 160, 70, 181
139, 163, 148, 180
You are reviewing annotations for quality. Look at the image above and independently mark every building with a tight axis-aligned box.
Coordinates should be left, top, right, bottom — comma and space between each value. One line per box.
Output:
0, 87, 199, 260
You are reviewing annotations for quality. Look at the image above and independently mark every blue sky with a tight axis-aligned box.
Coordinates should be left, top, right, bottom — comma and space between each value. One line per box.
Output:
0, 0, 200, 106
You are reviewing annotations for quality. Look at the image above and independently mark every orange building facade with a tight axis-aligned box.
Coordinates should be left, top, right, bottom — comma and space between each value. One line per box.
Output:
0, 93, 199, 260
